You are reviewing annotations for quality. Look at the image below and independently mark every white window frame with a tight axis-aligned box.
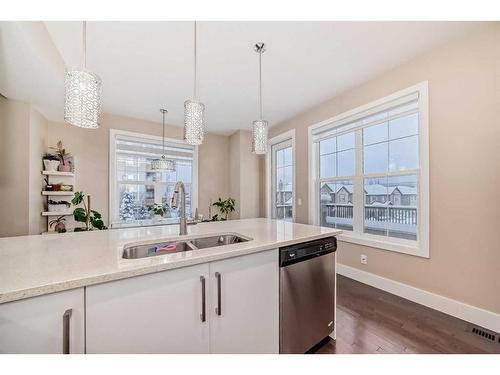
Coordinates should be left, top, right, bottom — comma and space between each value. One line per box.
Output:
109, 129, 199, 225
265, 129, 296, 221
308, 82, 429, 258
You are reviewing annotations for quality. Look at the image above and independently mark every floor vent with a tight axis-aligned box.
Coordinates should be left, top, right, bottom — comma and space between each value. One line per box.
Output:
471, 326, 497, 342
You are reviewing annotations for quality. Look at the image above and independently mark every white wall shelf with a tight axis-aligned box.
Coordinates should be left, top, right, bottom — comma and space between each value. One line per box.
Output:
41, 211, 74, 217
42, 191, 74, 196
41, 171, 75, 177
42, 169, 77, 234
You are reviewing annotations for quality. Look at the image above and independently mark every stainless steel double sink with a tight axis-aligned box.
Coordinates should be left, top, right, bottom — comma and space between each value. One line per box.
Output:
122, 234, 251, 259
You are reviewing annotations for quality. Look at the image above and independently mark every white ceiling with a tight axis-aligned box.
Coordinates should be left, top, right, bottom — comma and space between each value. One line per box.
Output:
1, 21, 484, 134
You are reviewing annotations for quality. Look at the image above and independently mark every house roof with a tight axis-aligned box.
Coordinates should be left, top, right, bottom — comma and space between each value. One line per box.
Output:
322, 183, 417, 196
394, 186, 417, 195
364, 184, 388, 195
337, 185, 353, 194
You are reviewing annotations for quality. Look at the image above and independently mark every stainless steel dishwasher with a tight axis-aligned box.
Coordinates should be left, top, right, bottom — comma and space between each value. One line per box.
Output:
279, 236, 337, 354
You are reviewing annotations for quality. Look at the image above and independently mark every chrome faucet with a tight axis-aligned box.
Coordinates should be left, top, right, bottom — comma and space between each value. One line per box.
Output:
171, 181, 188, 235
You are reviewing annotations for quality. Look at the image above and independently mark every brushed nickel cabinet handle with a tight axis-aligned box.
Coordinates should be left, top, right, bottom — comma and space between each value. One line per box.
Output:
62, 309, 72, 354
200, 276, 206, 322
215, 272, 222, 316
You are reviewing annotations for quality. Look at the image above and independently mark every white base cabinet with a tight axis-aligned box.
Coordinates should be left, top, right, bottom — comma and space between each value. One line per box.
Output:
86, 263, 210, 354
0, 249, 279, 354
0, 288, 84, 354
85, 249, 279, 354
209, 249, 279, 353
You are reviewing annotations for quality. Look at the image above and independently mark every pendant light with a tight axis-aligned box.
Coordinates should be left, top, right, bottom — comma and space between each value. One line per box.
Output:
252, 42, 268, 154
64, 21, 102, 129
151, 109, 176, 171
184, 21, 205, 145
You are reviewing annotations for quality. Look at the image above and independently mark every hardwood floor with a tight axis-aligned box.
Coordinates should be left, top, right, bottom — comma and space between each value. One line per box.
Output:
313, 275, 500, 354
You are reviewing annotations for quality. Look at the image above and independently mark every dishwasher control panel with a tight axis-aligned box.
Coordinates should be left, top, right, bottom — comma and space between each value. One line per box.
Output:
279, 236, 337, 267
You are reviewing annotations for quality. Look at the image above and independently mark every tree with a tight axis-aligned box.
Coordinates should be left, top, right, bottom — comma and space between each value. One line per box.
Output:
120, 191, 135, 221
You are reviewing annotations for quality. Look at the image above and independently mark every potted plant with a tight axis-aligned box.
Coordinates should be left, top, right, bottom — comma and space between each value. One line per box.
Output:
148, 203, 166, 220
48, 199, 71, 213
212, 197, 236, 220
71, 191, 107, 231
49, 216, 67, 233
50, 141, 72, 172
42, 152, 60, 172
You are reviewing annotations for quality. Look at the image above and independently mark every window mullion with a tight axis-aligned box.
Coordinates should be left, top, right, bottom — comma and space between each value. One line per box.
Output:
154, 172, 162, 206
353, 129, 364, 234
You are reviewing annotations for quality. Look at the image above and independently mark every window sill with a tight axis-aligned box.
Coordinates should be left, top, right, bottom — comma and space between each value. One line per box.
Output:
337, 232, 429, 258
110, 218, 179, 229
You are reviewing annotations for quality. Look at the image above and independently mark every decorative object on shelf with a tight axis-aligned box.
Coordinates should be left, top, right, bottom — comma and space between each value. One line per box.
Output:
64, 21, 102, 129
184, 21, 205, 145
49, 141, 73, 172
49, 216, 67, 233
211, 197, 236, 221
45, 183, 72, 192
71, 191, 107, 231
151, 109, 175, 171
252, 42, 269, 154
48, 200, 71, 213
42, 153, 60, 171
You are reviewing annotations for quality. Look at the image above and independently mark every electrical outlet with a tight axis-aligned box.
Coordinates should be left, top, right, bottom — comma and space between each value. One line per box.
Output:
360, 254, 368, 265
297, 198, 302, 206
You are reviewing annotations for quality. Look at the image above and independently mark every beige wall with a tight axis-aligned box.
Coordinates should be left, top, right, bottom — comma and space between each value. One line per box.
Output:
268, 24, 500, 313
28, 107, 48, 234
228, 130, 263, 219
0, 98, 30, 236
228, 131, 241, 219
0, 97, 47, 237
47, 112, 229, 225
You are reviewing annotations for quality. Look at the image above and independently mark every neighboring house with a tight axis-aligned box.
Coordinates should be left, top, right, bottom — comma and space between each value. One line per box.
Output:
364, 184, 389, 205
320, 183, 353, 205
321, 183, 416, 206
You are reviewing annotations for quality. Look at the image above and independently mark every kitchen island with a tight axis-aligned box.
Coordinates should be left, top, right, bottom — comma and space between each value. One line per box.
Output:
0, 218, 341, 354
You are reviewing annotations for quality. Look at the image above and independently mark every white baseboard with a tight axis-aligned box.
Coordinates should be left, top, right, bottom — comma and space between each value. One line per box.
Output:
337, 264, 500, 333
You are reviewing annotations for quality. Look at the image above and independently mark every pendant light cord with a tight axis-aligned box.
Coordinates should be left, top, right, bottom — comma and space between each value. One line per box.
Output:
162, 110, 166, 157
193, 21, 197, 100
82, 21, 87, 68
259, 49, 263, 120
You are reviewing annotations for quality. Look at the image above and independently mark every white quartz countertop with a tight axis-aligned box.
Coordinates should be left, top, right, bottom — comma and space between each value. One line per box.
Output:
0, 218, 341, 304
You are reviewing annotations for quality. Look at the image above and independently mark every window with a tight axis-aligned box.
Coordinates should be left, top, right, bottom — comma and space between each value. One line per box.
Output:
109, 129, 198, 227
266, 130, 295, 221
309, 82, 429, 257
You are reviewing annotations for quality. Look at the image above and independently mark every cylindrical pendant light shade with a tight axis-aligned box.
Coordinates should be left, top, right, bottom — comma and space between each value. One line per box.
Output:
64, 68, 102, 129
151, 108, 176, 172
151, 155, 175, 171
252, 119, 268, 154
184, 99, 205, 145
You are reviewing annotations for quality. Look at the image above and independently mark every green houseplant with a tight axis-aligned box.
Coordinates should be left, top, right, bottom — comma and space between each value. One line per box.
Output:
148, 203, 166, 218
49, 216, 67, 233
71, 191, 106, 231
50, 140, 72, 172
212, 197, 236, 221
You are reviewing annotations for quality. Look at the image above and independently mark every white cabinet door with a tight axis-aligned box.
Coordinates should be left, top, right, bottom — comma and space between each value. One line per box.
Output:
86, 263, 209, 353
0, 288, 84, 354
209, 249, 279, 353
